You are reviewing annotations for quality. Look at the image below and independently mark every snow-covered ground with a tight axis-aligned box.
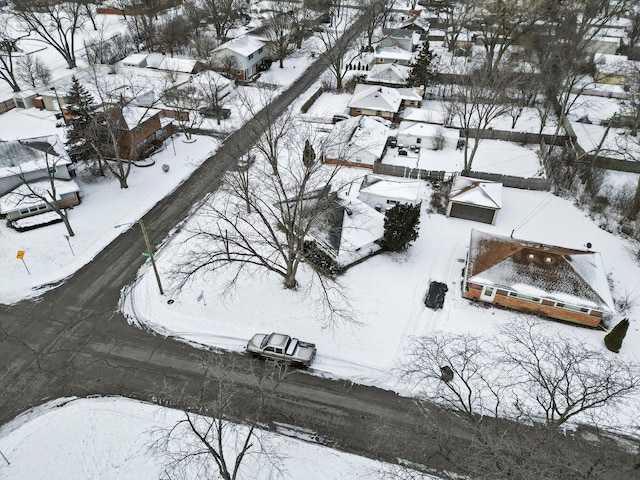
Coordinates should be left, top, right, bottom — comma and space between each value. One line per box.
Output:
0, 397, 431, 480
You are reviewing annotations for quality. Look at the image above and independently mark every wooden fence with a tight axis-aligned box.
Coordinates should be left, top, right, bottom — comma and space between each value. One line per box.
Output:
373, 162, 448, 181
0, 98, 15, 114
463, 171, 551, 191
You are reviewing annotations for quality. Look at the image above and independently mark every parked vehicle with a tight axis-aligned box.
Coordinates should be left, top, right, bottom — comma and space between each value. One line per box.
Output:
200, 107, 231, 119
388, 137, 397, 148
425, 281, 448, 309
398, 148, 408, 156
246, 332, 317, 367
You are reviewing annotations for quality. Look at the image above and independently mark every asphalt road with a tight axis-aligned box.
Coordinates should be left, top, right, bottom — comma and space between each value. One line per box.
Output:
0, 19, 638, 480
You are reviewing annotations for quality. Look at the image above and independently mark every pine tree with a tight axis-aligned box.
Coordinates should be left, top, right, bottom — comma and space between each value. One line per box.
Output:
407, 41, 436, 88
303, 139, 316, 167
604, 318, 630, 353
381, 203, 421, 252
65, 76, 96, 163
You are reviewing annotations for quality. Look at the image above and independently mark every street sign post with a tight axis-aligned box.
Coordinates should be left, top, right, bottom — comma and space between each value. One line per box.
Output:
16, 250, 30, 275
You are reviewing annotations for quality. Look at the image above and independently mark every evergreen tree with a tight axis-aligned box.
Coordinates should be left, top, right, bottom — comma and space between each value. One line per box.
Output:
407, 41, 436, 88
604, 318, 630, 353
65, 76, 96, 163
302, 139, 316, 167
381, 203, 421, 252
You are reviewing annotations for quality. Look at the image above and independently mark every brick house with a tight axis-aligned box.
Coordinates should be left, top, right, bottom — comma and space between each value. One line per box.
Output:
347, 85, 402, 121
101, 104, 174, 160
462, 230, 616, 327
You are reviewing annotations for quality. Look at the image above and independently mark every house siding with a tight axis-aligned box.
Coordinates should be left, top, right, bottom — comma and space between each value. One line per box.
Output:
348, 107, 394, 120
462, 287, 602, 327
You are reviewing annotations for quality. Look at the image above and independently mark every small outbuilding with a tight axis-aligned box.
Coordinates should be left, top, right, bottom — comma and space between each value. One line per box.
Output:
446, 176, 502, 225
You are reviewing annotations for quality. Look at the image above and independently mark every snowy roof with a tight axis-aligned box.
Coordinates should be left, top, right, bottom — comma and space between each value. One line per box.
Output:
0, 179, 80, 213
398, 120, 459, 140
157, 56, 198, 73
366, 64, 411, 85
323, 115, 390, 166
466, 230, 616, 313
593, 53, 637, 76
348, 85, 402, 113
396, 87, 422, 102
358, 175, 422, 203
215, 35, 265, 57
309, 195, 385, 267
449, 176, 502, 209
374, 45, 413, 62
0, 135, 70, 179
122, 53, 149, 66
120, 106, 161, 129
401, 107, 445, 124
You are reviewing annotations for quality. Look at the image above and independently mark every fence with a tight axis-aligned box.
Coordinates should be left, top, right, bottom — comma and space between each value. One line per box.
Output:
0, 98, 15, 114
462, 128, 571, 146
373, 162, 448, 181
463, 171, 551, 191
300, 87, 324, 114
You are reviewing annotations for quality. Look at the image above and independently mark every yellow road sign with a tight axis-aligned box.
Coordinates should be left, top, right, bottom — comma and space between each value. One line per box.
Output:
16, 250, 25, 260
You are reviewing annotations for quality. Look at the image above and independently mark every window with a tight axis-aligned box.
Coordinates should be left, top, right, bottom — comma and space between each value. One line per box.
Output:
258, 48, 263, 54
248, 53, 254, 60
555, 302, 590, 314
416, 138, 421, 144
507, 291, 541, 303
356, 108, 362, 114
265, 346, 275, 353
376, 110, 382, 116
154, 128, 166, 140
48, 167, 57, 174
387, 199, 398, 205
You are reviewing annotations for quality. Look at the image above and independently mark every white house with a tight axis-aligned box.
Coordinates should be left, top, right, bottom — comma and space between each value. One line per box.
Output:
348, 84, 403, 120
357, 174, 423, 213
373, 29, 419, 65
323, 115, 390, 168
397, 120, 460, 150
366, 63, 411, 86
212, 35, 266, 80
308, 194, 385, 268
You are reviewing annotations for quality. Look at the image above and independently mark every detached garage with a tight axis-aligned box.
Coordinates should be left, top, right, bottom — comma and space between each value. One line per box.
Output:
446, 176, 502, 225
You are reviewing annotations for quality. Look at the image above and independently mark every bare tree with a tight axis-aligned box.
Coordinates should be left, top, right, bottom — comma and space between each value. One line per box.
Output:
0, 29, 27, 92
12, 0, 88, 69
451, 66, 513, 171
358, 0, 395, 51
16, 54, 51, 88
150, 354, 287, 480
164, 84, 203, 140
199, 0, 244, 41
263, 5, 298, 68
194, 71, 231, 126
316, 16, 362, 90
498, 319, 640, 429
401, 333, 504, 420
10, 152, 76, 236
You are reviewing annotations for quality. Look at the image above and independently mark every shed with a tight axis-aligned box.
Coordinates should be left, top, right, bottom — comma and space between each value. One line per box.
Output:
358, 174, 422, 213
13, 90, 38, 109
446, 176, 502, 225
122, 53, 149, 68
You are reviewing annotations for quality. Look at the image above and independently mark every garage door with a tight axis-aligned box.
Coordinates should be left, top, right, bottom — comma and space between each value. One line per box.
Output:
450, 203, 495, 224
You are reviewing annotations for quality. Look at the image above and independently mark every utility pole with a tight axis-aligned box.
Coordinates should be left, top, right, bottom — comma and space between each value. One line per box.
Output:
139, 219, 164, 295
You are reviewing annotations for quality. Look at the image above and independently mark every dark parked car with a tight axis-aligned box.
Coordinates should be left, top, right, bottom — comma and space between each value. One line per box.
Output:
388, 137, 397, 148
200, 107, 231, 119
398, 148, 408, 156
425, 281, 448, 309
332, 114, 350, 123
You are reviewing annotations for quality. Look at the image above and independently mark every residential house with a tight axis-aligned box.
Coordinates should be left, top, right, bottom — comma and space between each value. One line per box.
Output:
446, 176, 502, 225
156, 56, 204, 74
373, 29, 420, 65
0, 135, 80, 222
593, 53, 637, 85
308, 194, 385, 268
212, 36, 266, 80
462, 230, 616, 327
366, 63, 411, 86
397, 120, 459, 150
99, 104, 174, 160
347, 85, 402, 121
357, 174, 422, 213
322, 115, 390, 169
122, 53, 149, 68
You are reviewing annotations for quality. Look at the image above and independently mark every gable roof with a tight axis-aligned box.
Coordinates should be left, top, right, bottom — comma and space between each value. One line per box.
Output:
366, 63, 411, 85
323, 115, 390, 165
398, 120, 459, 141
359, 175, 422, 203
374, 44, 413, 62
466, 230, 616, 313
348, 85, 402, 113
449, 176, 502, 209
309, 195, 384, 267
0, 179, 80, 213
0, 135, 70, 179
215, 35, 264, 57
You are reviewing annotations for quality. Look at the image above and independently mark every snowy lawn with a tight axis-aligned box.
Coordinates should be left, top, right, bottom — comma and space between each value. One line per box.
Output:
123, 175, 640, 431
0, 134, 218, 304
0, 397, 431, 480
382, 139, 544, 177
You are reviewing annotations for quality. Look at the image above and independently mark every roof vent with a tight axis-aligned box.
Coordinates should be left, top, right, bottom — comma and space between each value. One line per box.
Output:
528, 253, 535, 261
544, 256, 553, 264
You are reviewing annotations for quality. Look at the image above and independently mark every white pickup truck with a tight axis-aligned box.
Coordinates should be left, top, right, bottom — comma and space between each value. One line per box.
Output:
246, 332, 316, 367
